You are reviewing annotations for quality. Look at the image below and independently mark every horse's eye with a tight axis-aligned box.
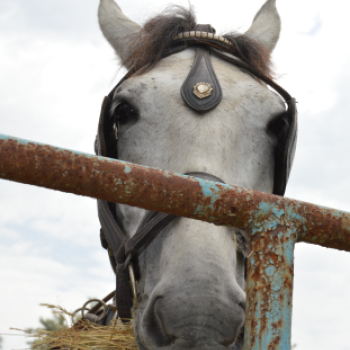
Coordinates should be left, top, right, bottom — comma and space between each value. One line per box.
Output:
267, 112, 289, 138
114, 102, 137, 125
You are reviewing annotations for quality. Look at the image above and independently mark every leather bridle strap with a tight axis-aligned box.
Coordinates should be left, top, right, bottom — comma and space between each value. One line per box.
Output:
97, 172, 225, 321
124, 212, 177, 260
210, 47, 293, 103
98, 200, 126, 255
123, 172, 225, 261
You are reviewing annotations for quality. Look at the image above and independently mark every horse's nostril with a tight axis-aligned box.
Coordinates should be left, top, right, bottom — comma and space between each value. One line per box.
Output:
238, 300, 246, 311
140, 297, 174, 347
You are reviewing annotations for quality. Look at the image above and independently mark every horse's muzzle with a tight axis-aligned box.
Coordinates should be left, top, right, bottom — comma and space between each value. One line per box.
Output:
136, 284, 245, 350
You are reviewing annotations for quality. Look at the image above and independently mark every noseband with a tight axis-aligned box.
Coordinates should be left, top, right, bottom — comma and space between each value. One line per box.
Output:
93, 24, 297, 322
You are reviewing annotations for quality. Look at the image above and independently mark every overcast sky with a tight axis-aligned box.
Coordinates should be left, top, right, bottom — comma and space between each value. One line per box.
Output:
1, 1, 350, 349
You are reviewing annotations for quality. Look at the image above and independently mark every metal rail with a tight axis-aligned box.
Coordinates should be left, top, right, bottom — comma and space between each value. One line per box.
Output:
1, 134, 350, 349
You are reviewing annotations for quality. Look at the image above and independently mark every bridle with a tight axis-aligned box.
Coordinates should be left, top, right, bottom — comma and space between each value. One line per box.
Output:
91, 24, 297, 323
97, 172, 226, 322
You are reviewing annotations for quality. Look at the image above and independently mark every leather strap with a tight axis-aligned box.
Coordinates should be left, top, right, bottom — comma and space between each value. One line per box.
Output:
125, 212, 177, 258
98, 200, 131, 320
209, 48, 293, 102
98, 200, 126, 253
210, 48, 298, 196
195, 24, 216, 33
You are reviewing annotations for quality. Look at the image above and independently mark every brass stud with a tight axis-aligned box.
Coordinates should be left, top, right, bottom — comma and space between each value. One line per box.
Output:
193, 82, 213, 99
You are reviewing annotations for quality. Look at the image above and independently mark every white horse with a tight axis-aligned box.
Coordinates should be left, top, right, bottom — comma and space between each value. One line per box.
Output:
97, 0, 291, 349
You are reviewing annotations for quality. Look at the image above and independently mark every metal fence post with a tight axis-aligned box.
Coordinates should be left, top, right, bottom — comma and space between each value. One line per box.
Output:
244, 208, 297, 350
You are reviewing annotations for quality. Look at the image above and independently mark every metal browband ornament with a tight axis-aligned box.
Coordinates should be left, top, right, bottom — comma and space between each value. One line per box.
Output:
173, 31, 233, 48
193, 82, 213, 99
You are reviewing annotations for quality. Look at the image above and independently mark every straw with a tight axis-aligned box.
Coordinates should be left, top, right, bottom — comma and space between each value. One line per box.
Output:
16, 304, 138, 350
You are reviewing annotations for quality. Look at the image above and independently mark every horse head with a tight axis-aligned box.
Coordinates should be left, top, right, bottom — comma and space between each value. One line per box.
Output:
96, 0, 296, 348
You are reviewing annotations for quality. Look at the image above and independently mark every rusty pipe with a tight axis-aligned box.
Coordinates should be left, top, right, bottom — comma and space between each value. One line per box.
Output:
1, 134, 350, 252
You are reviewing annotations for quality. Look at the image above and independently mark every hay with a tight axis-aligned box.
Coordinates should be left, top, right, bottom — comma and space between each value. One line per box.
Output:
21, 304, 138, 350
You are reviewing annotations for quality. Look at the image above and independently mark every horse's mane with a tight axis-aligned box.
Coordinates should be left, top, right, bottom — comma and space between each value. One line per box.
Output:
124, 6, 274, 79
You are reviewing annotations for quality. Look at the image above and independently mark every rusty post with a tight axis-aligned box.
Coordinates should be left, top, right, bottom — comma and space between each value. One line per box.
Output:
244, 208, 297, 350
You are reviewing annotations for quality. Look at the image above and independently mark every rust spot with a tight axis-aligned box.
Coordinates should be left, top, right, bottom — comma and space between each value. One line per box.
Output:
268, 335, 281, 350
271, 319, 282, 330
245, 222, 294, 349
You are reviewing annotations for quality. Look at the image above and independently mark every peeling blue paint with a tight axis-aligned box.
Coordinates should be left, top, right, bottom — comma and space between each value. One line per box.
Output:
265, 266, 276, 276
124, 165, 131, 173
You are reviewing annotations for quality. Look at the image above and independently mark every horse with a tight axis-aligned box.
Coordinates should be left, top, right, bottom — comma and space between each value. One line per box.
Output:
95, 0, 296, 348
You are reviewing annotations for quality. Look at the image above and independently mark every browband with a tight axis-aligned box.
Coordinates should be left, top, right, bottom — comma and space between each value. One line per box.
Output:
173, 31, 233, 47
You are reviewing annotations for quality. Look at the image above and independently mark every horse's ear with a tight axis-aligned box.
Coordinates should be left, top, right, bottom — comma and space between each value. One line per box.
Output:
98, 0, 141, 68
245, 0, 281, 52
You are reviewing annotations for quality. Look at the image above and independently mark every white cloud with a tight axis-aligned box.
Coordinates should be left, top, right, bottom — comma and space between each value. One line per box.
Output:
0, 228, 20, 240
293, 244, 350, 349
0, 242, 114, 350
